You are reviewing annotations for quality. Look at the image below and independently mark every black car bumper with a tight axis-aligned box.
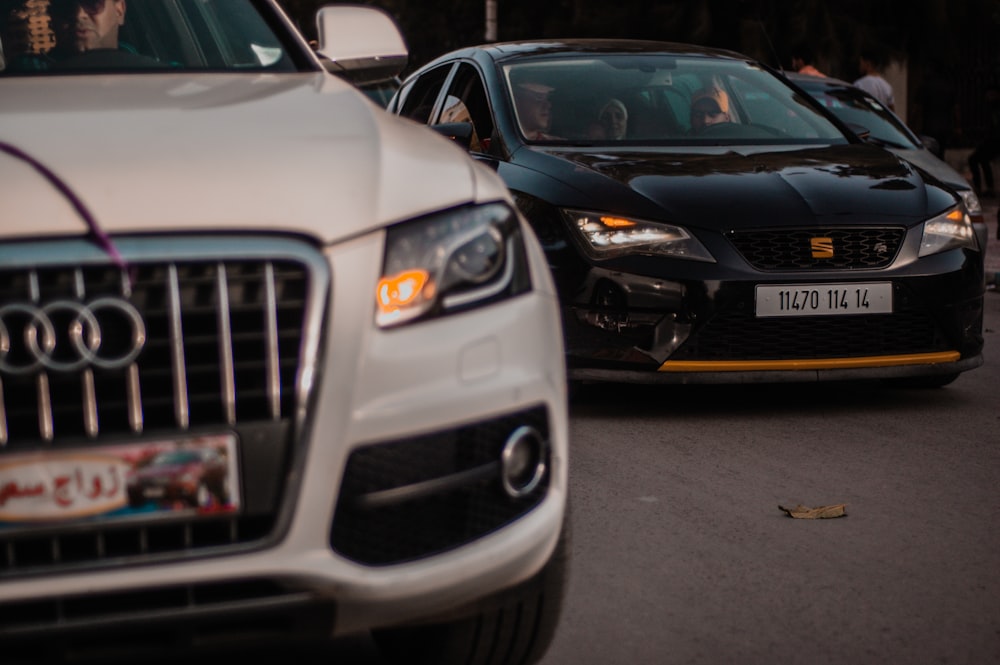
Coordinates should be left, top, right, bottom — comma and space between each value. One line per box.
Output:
561, 251, 985, 384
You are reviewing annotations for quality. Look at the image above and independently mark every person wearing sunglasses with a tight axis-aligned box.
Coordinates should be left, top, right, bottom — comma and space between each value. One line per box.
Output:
49, 0, 126, 54
513, 81, 560, 141
689, 88, 731, 134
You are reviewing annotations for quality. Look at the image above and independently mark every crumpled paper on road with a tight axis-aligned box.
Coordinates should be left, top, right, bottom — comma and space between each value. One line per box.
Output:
778, 503, 847, 519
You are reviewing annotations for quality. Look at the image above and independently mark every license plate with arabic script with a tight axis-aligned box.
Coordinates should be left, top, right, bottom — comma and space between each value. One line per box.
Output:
0, 434, 240, 531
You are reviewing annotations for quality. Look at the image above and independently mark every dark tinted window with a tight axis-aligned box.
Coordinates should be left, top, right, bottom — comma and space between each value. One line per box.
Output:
0, 0, 302, 75
438, 63, 494, 152
397, 63, 451, 123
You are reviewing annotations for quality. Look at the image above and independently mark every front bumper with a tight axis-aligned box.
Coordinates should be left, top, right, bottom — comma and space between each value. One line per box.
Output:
561, 242, 985, 384
0, 230, 569, 655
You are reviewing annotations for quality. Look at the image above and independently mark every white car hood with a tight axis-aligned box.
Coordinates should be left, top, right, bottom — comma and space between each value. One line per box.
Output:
0, 73, 488, 243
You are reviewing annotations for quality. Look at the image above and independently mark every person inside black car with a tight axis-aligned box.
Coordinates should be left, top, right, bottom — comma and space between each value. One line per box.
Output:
598, 97, 629, 140
513, 81, 559, 140
689, 88, 731, 133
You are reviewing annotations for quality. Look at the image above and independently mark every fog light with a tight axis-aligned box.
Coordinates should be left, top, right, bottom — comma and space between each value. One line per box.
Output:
500, 426, 547, 498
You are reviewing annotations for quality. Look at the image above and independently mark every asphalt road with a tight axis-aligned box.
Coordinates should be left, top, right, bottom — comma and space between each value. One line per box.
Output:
539, 232, 1000, 663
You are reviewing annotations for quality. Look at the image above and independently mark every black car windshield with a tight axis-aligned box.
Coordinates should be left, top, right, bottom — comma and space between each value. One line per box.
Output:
0, 0, 304, 75
502, 54, 848, 146
794, 80, 921, 150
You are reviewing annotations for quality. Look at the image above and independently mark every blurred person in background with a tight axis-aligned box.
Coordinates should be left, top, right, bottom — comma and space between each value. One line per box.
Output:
790, 46, 825, 77
854, 50, 894, 111
968, 84, 1000, 200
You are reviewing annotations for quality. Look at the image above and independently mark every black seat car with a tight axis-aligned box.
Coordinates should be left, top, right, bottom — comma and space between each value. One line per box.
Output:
388, 40, 985, 388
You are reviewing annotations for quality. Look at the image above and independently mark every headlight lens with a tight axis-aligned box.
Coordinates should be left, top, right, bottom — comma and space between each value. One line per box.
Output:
918, 205, 977, 257
376, 202, 529, 328
562, 209, 715, 262
957, 189, 982, 218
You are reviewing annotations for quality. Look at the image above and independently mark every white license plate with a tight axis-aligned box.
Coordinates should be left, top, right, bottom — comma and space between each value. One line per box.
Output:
755, 282, 892, 317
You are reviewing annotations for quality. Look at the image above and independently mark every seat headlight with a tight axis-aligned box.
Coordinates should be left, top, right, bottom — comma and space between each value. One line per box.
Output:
918, 205, 976, 257
562, 209, 715, 262
376, 202, 530, 328
956, 189, 982, 218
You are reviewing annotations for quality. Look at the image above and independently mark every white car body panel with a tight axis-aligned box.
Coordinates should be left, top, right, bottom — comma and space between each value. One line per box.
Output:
1, 74, 492, 240
0, 1, 568, 658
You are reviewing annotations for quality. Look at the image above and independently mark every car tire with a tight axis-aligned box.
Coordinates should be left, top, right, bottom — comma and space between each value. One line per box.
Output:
372, 502, 571, 665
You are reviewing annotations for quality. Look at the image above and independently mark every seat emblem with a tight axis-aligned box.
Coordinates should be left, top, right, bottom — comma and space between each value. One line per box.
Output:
810, 237, 834, 259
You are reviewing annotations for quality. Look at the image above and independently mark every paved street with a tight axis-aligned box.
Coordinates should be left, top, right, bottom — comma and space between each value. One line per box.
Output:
984, 197, 999, 286
540, 286, 1000, 665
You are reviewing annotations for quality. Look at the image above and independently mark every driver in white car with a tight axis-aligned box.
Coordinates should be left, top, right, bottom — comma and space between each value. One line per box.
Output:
50, 0, 126, 54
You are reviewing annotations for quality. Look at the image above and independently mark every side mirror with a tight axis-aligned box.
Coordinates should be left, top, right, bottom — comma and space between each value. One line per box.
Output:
431, 122, 475, 150
315, 5, 407, 84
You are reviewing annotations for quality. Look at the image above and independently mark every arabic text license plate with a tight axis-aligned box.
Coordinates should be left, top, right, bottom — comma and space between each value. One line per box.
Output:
0, 433, 240, 530
755, 282, 892, 317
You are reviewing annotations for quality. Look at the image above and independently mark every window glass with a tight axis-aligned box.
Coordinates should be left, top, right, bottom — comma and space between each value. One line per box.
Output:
501, 54, 848, 145
397, 63, 451, 123
438, 63, 493, 152
0, 0, 300, 75
798, 83, 920, 149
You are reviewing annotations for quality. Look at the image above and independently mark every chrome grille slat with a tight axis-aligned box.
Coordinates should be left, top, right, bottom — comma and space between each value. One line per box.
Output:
127, 363, 142, 433
36, 373, 52, 442
216, 263, 236, 426
0, 380, 7, 445
0, 237, 327, 573
167, 264, 190, 430
264, 262, 280, 421
28, 269, 40, 302
73, 267, 85, 299
82, 368, 98, 437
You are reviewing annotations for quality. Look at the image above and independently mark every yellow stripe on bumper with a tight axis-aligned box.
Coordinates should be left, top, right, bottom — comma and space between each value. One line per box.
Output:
658, 351, 961, 372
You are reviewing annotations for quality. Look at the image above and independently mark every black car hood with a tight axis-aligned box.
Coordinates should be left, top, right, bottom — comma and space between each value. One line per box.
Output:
516, 144, 955, 230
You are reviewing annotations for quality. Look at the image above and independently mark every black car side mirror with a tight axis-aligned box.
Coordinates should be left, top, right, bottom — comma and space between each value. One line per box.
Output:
431, 122, 475, 150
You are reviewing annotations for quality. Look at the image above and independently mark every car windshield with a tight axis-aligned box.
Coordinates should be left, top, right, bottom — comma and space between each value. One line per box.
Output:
795, 80, 922, 150
502, 54, 848, 146
0, 0, 304, 75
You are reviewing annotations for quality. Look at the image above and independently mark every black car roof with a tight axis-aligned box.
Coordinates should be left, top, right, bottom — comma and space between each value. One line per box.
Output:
420, 39, 753, 69
782, 71, 857, 90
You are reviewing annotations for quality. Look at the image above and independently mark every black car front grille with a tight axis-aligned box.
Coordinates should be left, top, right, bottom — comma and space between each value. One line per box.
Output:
332, 406, 550, 565
0, 238, 325, 575
727, 227, 905, 270
672, 297, 948, 361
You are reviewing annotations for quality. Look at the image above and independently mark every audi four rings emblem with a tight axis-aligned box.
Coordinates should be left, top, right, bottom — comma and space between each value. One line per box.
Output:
0, 298, 146, 375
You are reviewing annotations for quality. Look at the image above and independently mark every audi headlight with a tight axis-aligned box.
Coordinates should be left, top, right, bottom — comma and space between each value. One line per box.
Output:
918, 205, 976, 257
376, 202, 530, 328
562, 209, 715, 262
